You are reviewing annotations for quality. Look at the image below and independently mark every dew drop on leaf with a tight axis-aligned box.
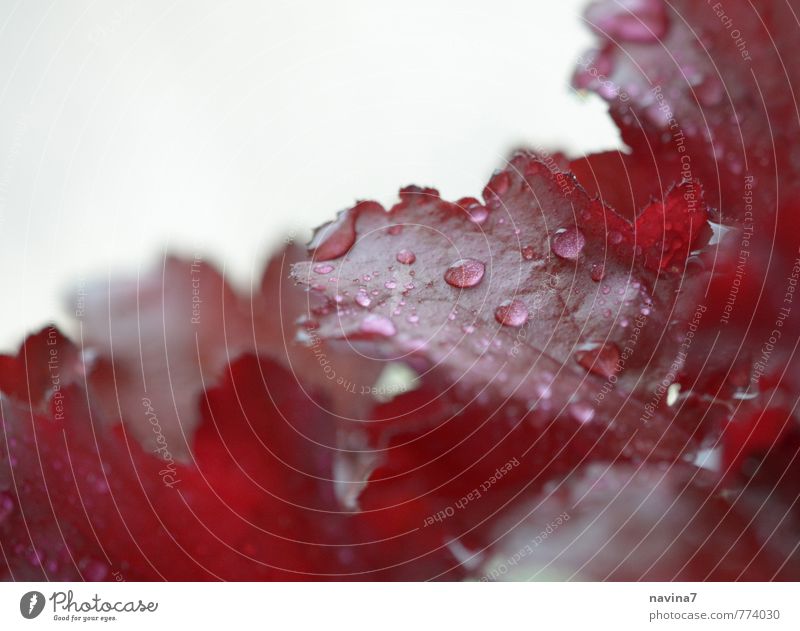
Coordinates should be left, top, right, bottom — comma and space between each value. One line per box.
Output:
521, 246, 536, 260
551, 227, 586, 260
444, 258, 486, 288
494, 299, 529, 327
396, 249, 416, 265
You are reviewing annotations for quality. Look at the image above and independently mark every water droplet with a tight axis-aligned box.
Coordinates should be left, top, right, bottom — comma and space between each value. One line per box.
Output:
396, 249, 416, 265
355, 292, 371, 308
360, 314, 397, 337
467, 202, 489, 225
313, 263, 334, 275
609, 231, 623, 245
601, 285, 611, 295
407, 314, 419, 324
494, 299, 529, 327
551, 226, 586, 260
575, 342, 621, 380
521, 246, 535, 260
444, 258, 485, 288
384, 280, 397, 289
591, 264, 605, 281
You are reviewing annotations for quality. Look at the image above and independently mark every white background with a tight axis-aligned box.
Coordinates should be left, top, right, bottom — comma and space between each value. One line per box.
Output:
0, 0, 620, 351
0, 582, 797, 630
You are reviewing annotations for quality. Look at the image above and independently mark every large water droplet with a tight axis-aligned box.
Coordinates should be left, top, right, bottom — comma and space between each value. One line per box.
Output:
575, 342, 621, 379
494, 299, 529, 327
466, 201, 489, 225
360, 314, 397, 337
551, 227, 586, 260
444, 258, 485, 288
396, 249, 417, 265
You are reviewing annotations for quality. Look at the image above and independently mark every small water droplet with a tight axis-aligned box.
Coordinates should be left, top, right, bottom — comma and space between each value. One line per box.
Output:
360, 314, 397, 337
521, 246, 535, 260
551, 226, 586, 260
384, 280, 397, 290
494, 299, 529, 327
444, 258, 486, 288
609, 231, 623, 245
407, 314, 419, 324
355, 292, 371, 308
591, 264, 605, 281
396, 249, 416, 265
313, 263, 334, 275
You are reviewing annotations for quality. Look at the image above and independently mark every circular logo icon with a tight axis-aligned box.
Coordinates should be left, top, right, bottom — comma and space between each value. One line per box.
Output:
20, 591, 46, 619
